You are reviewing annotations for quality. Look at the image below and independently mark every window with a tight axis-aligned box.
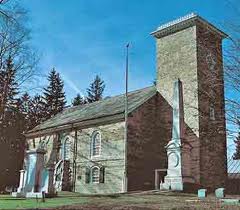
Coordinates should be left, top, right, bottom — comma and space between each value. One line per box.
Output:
85, 166, 105, 184
85, 167, 90, 183
206, 51, 216, 71
210, 104, 215, 120
91, 131, 101, 157
77, 175, 81, 180
91, 167, 100, 183
63, 137, 71, 160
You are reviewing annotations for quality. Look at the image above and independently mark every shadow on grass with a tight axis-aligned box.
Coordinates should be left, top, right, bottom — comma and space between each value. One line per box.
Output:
57, 191, 122, 199
0, 198, 26, 200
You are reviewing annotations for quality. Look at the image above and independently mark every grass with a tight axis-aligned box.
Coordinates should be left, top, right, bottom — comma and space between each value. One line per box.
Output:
0, 192, 99, 209
0, 191, 239, 210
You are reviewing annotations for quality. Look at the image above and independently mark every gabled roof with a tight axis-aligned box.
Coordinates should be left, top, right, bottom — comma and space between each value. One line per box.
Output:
28, 86, 157, 134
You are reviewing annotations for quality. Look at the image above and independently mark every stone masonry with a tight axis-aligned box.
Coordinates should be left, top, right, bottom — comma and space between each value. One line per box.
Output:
127, 93, 168, 191
75, 122, 125, 194
196, 23, 227, 188
153, 14, 227, 189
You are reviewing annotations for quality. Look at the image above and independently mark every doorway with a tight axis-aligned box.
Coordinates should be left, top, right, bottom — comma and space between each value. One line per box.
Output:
155, 169, 167, 190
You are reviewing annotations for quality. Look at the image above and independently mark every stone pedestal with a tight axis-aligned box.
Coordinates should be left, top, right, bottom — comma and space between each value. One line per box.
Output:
12, 148, 48, 198
47, 166, 55, 195
160, 141, 183, 191
12, 170, 27, 197
25, 149, 45, 193
160, 79, 188, 191
17, 170, 26, 193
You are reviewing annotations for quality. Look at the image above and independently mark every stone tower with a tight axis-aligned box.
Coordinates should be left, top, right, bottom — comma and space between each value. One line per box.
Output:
152, 13, 227, 189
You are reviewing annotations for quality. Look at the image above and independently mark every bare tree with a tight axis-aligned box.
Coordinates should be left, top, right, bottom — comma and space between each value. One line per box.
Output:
0, 0, 39, 117
224, 24, 240, 134
0, 1, 39, 190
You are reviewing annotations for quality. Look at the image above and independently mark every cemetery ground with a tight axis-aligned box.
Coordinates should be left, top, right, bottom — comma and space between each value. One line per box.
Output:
0, 191, 240, 210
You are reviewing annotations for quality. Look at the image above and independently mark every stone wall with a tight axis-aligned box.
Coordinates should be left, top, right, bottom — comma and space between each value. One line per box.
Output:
154, 21, 227, 189
74, 122, 125, 194
196, 23, 227, 189
127, 93, 168, 191
155, 26, 201, 186
27, 121, 126, 194
156, 26, 199, 138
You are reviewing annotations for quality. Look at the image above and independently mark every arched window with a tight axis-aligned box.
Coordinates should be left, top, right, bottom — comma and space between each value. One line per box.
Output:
91, 131, 101, 157
91, 166, 100, 183
63, 137, 71, 160
85, 166, 105, 184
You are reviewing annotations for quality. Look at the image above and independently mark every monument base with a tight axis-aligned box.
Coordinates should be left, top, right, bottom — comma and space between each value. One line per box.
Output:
160, 175, 196, 192
12, 192, 26, 198
12, 191, 57, 198
12, 191, 43, 198
160, 176, 183, 191
26, 192, 43, 198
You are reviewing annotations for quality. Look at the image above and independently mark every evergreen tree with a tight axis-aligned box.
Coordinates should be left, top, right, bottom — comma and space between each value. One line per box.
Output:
28, 95, 46, 129
18, 93, 31, 115
43, 68, 66, 119
86, 75, 105, 103
72, 93, 86, 106
233, 131, 240, 160
0, 56, 18, 120
18, 93, 46, 131
0, 56, 24, 189
17, 93, 31, 131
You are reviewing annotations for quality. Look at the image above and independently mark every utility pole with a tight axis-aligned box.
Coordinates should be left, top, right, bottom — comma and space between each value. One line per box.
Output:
124, 43, 129, 192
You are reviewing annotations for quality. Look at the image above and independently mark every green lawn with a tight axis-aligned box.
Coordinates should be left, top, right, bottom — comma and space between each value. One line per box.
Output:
0, 192, 93, 209
0, 191, 239, 210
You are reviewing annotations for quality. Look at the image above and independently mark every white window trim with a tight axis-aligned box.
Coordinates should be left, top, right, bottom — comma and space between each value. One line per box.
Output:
91, 166, 100, 184
90, 131, 101, 158
63, 137, 71, 160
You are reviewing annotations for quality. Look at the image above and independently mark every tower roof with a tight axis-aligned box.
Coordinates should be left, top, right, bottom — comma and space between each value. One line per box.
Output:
151, 13, 228, 39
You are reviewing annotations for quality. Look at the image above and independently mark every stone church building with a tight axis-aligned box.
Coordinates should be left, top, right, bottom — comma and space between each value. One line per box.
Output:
13, 13, 227, 197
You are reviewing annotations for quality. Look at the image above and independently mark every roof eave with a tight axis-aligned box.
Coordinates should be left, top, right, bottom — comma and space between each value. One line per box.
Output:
151, 14, 228, 39
25, 88, 158, 138
25, 112, 125, 138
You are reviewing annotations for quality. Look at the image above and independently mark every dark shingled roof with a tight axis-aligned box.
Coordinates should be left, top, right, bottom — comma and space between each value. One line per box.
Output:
29, 86, 156, 133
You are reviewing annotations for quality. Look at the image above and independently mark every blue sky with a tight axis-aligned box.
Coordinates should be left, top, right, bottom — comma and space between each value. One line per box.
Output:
21, 0, 237, 99
21, 0, 239, 155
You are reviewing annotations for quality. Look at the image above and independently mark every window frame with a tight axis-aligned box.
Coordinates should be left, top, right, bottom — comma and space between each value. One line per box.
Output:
63, 137, 71, 160
90, 131, 101, 158
91, 166, 100, 184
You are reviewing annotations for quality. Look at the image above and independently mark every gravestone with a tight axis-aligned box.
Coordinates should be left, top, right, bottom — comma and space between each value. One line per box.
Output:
220, 199, 240, 204
198, 189, 207, 199
215, 188, 225, 198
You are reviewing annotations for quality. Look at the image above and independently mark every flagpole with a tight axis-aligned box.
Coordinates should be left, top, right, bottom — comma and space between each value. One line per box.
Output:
124, 43, 129, 192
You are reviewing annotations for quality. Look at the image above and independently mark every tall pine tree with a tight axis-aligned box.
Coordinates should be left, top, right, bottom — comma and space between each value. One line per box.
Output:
18, 93, 46, 131
0, 56, 25, 189
86, 75, 105, 103
233, 131, 240, 160
29, 95, 46, 129
18, 93, 31, 115
72, 93, 86, 106
0, 56, 19, 120
43, 68, 66, 119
